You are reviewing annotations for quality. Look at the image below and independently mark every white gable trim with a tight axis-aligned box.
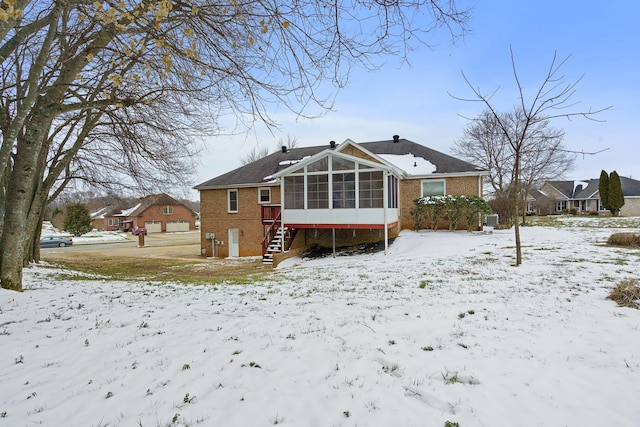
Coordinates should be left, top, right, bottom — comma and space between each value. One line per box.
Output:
269, 144, 401, 179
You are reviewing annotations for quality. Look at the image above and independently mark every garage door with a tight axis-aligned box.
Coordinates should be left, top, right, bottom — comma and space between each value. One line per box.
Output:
166, 221, 190, 232
144, 222, 162, 233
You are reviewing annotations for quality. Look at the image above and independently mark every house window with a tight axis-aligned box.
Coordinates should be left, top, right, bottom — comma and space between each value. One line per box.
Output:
108, 219, 113, 226
228, 189, 238, 213
284, 176, 304, 209
332, 172, 356, 208
388, 175, 398, 209
307, 174, 329, 209
556, 200, 567, 212
163, 206, 173, 215
258, 188, 271, 204
421, 180, 445, 197
359, 171, 383, 208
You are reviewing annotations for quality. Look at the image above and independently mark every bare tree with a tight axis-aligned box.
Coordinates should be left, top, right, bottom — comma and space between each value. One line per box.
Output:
453, 108, 575, 225
453, 48, 610, 266
277, 134, 299, 151
1, 0, 470, 291
240, 145, 272, 165
241, 134, 299, 164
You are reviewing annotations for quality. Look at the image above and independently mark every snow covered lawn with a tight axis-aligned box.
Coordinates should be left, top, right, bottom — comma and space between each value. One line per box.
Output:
1, 224, 639, 426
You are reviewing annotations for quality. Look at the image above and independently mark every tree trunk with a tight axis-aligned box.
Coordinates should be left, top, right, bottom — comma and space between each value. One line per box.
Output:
0, 109, 52, 291
513, 152, 522, 266
24, 201, 46, 265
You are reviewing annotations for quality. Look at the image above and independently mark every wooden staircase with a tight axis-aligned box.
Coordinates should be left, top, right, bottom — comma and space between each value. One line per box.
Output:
262, 227, 297, 265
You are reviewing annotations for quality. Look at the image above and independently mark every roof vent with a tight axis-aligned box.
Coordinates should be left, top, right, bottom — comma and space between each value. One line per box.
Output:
330, 140, 336, 149
392, 135, 400, 143
281, 145, 287, 153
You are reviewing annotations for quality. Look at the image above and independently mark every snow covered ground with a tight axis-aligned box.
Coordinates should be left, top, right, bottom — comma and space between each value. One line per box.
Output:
41, 222, 129, 245
2, 221, 639, 426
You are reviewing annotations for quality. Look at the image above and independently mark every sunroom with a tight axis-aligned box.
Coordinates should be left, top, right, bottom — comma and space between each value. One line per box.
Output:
269, 148, 402, 252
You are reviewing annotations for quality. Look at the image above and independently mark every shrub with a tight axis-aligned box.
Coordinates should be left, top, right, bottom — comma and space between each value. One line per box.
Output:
413, 195, 491, 231
607, 233, 640, 248
607, 279, 640, 309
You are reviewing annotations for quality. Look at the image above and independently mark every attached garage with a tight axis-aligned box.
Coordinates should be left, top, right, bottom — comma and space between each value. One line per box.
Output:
166, 221, 190, 232
144, 221, 162, 233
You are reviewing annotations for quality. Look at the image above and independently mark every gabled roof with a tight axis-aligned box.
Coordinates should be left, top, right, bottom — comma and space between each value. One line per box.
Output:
90, 206, 109, 220
194, 137, 486, 189
103, 193, 194, 218
544, 181, 584, 199
128, 193, 192, 217
542, 176, 640, 199
269, 144, 404, 180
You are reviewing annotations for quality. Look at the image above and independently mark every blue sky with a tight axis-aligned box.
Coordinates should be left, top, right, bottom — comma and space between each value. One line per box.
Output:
194, 1, 639, 191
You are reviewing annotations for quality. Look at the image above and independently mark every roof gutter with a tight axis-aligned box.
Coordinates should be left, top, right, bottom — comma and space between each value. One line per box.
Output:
194, 181, 280, 191
409, 170, 489, 179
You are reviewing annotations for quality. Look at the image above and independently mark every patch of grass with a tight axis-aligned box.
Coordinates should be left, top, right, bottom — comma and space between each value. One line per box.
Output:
241, 361, 262, 368
41, 252, 269, 285
442, 371, 458, 384
607, 279, 640, 309
381, 362, 400, 375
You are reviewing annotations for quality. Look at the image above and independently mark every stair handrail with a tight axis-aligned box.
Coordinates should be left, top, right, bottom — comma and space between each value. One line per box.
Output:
262, 210, 282, 254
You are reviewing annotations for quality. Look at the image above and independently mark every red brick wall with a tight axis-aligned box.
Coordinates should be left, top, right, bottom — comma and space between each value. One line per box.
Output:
399, 176, 482, 230
135, 204, 196, 231
199, 185, 280, 257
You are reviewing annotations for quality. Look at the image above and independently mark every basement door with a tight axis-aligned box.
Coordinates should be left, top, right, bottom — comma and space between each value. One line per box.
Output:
228, 228, 239, 257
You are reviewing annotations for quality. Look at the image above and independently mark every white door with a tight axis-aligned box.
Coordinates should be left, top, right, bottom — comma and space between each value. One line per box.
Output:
166, 221, 189, 232
145, 222, 162, 233
228, 229, 239, 257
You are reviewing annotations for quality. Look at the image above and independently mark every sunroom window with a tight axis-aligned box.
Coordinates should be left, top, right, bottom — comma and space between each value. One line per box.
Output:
359, 171, 383, 208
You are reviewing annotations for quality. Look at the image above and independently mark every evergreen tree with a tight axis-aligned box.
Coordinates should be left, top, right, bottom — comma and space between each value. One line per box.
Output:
63, 204, 92, 236
598, 170, 609, 210
608, 171, 625, 216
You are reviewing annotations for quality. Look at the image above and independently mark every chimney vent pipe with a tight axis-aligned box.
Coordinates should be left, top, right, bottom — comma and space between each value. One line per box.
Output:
281, 146, 287, 153
330, 140, 336, 149
392, 135, 400, 143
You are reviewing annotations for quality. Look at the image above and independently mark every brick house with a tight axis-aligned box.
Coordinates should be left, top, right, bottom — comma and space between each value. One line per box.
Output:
530, 177, 640, 216
93, 193, 197, 232
195, 137, 487, 264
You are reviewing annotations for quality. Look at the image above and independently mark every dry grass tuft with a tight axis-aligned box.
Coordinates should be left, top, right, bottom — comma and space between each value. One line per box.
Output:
607, 279, 640, 309
607, 233, 640, 248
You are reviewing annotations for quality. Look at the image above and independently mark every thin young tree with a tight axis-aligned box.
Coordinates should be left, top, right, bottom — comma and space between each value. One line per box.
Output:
453, 47, 610, 265
1, 1, 471, 291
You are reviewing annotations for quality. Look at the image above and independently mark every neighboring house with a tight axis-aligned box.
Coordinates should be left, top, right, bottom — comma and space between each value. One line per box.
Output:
530, 177, 640, 216
89, 206, 110, 230
195, 137, 488, 264
92, 193, 197, 232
